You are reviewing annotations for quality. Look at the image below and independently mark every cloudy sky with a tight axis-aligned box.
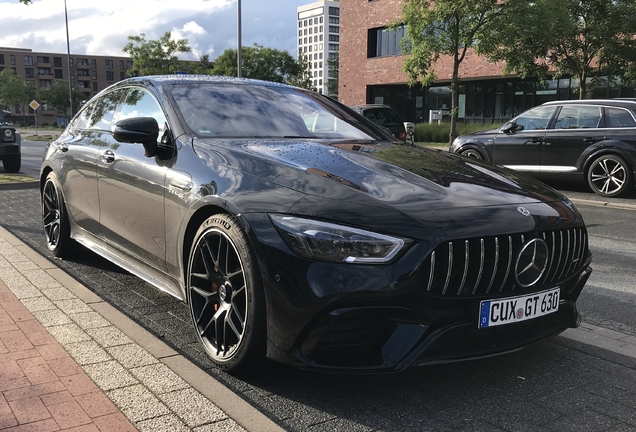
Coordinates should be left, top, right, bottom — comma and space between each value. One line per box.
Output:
0, 0, 310, 60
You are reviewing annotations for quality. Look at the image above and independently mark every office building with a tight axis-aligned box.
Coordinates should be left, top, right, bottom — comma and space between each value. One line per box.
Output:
297, 0, 340, 95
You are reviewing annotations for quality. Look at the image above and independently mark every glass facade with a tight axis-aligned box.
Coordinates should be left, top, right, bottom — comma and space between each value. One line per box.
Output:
368, 76, 635, 124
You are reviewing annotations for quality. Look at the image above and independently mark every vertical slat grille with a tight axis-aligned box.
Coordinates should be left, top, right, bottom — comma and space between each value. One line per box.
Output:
421, 227, 588, 298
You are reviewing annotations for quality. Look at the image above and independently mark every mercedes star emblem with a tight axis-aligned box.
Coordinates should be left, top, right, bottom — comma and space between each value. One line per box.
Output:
515, 238, 550, 288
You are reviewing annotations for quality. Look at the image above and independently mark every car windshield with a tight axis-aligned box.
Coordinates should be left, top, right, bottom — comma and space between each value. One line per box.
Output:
363, 108, 402, 127
171, 83, 379, 140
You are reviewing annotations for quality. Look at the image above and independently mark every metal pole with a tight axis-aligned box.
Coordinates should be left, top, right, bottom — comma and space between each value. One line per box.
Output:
64, 0, 73, 120
237, 0, 242, 78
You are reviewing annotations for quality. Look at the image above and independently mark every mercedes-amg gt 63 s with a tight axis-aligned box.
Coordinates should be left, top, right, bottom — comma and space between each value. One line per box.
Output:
41, 76, 592, 373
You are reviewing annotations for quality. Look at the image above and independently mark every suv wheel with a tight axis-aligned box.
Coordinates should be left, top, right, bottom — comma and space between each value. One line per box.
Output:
587, 154, 634, 197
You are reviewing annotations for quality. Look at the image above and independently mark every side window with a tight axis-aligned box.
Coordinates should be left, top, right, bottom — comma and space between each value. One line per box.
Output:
514, 106, 556, 131
115, 88, 167, 139
553, 105, 601, 129
70, 102, 95, 130
605, 107, 636, 128
87, 89, 127, 131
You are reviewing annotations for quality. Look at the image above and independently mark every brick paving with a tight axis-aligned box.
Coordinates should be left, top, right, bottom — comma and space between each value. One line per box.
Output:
0, 279, 137, 432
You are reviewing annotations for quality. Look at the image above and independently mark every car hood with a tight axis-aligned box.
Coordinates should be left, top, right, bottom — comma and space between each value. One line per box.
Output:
194, 138, 565, 211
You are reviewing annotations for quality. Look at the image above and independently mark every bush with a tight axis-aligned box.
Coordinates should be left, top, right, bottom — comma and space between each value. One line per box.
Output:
414, 122, 504, 143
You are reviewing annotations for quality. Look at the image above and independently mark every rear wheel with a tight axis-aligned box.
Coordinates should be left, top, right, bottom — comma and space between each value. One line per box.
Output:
187, 214, 266, 374
459, 148, 484, 160
587, 154, 633, 197
3, 155, 21, 173
42, 172, 76, 257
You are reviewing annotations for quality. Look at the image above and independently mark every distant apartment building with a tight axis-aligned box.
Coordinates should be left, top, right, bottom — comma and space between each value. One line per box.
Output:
0, 47, 133, 126
339, 0, 636, 124
297, 0, 340, 96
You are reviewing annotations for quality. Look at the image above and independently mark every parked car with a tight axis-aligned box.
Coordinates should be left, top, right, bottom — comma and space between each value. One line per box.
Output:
41, 76, 591, 373
350, 104, 407, 141
450, 99, 636, 197
0, 108, 20, 173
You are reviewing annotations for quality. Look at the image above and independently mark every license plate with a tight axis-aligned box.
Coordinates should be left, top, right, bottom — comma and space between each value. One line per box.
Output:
478, 288, 560, 329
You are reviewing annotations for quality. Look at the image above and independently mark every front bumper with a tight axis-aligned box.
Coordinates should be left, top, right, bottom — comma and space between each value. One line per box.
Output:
243, 213, 592, 373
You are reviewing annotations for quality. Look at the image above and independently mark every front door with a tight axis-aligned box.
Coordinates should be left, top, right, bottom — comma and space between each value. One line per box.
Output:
97, 87, 168, 271
492, 105, 558, 172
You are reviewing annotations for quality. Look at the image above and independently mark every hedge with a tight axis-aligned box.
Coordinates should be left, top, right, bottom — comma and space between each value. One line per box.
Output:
414, 122, 504, 143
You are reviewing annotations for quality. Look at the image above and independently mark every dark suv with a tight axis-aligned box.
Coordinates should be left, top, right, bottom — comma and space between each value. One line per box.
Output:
450, 99, 636, 197
350, 104, 407, 141
0, 108, 20, 173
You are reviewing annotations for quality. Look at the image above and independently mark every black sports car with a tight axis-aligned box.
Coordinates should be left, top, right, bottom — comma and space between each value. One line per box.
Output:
41, 76, 591, 373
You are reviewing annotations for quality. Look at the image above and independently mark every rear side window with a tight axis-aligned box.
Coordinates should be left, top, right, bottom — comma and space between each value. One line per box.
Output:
553, 105, 601, 129
605, 107, 636, 128
364, 108, 402, 127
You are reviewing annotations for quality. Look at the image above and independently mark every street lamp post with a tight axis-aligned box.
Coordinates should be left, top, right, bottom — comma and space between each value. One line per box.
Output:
64, 0, 73, 120
237, 0, 242, 78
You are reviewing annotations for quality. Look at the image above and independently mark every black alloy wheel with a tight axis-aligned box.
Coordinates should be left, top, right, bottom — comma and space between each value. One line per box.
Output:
42, 172, 75, 257
460, 148, 484, 160
187, 214, 265, 373
587, 154, 634, 198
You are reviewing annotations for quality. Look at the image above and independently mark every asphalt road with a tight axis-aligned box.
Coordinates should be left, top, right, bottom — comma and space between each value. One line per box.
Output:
2, 145, 636, 431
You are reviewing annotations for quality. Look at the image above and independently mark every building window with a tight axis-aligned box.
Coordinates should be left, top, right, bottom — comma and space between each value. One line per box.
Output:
304, 20, 307, 26
329, 7, 339, 16
24, 56, 33, 66
320, 16, 323, 23
314, 79, 317, 86
126, 61, 133, 68
319, 70, 322, 77
25, 68, 34, 78
77, 58, 88, 65
319, 79, 322, 86
304, 37, 307, 44
92, 59, 97, 69
71, 70, 74, 79
314, 26, 318, 33
299, 30, 302, 36
320, 25, 323, 32
320, 53, 324, 59
40, 80, 52, 87
329, 26, 339, 33
320, 35, 323, 41
106, 71, 114, 80
77, 69, 89, 76
93, 82, 98, 91
54, 69, 63, 79
69, 58, 73, 67
120, 60, 125, 70
9, 55, 15, 65
319, 43, 323, 50
299, 38, 302, 45
105, 60, 113, 69
54, 57, 62, 67
298, 21, 302, 27
92, 70, 97, 79
329, 35, 339, 42
304, 29, 307, 35
368, 25, 408, 58
120, 71, 125, 80
38, 68, 51, 76
0, 54, 4, 64
37, 56, 49, 63
309, 28, 312, 34
329, 17, 339, 24
309, 45, 312, 52
309, 18, 313, 25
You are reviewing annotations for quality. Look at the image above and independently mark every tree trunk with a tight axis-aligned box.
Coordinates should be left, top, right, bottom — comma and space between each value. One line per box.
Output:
449, 58, 460, 145
579, 71, 586, 100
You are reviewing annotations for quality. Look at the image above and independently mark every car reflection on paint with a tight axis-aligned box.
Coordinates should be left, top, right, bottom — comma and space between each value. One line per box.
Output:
40, 76, 591, 374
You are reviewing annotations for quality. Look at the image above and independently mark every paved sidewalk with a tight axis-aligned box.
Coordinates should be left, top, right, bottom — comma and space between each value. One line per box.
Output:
0, 227, 284, 432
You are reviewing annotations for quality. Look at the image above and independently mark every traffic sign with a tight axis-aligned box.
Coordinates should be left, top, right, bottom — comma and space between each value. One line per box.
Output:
29, 100, 40, 110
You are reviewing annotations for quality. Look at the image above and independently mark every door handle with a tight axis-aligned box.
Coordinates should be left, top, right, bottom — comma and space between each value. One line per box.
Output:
56, 143, 68, 152
583, 138, 596, 143
102, 150, 115, 164
529, 138, 543, 144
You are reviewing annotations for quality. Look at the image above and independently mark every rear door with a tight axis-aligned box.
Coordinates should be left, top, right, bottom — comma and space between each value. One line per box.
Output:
492, 105, 557, 171
542, 105, 605, 173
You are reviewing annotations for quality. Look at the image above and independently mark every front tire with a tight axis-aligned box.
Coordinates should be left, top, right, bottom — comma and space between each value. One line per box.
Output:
3, 154, 21, 173
587, 154, 634, 197
42, 172, 75, 257
459, 148, 484, 160
187, 214, 266, 374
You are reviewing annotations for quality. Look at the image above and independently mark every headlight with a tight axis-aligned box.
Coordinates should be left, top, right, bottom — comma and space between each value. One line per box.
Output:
270, 214, 408, 264
3, 129, 13, 139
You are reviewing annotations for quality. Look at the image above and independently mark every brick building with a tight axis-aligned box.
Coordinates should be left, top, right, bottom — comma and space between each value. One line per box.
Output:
0, 47, 133, 126
339, 0, 636, 124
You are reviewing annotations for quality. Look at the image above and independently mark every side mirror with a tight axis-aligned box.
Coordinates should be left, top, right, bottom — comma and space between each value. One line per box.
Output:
113, 117, 159, 157
501, 121, 522, 133
3, 111, 12, 121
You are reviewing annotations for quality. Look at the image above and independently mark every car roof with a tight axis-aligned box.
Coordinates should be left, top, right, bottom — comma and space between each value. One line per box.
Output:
543, 99, 636, 109
352, 104, 396, 110
114, 74, 297, 90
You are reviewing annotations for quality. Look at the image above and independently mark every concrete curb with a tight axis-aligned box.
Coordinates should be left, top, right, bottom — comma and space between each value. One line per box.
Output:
0, 181, 39, 190
0, 225, 286, 432
570, 197, 636, 211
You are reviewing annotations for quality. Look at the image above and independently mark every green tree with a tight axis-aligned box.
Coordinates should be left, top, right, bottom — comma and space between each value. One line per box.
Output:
0, 70, 36, 126
212, 44, 301, 83
287, 50, 316, 91
327, 54, 339, 100
189, 54, 214, 75
483, 0, 636, 99
399, 0, 507, 143
40, 80, 83, 116
123, 32, 191, 76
